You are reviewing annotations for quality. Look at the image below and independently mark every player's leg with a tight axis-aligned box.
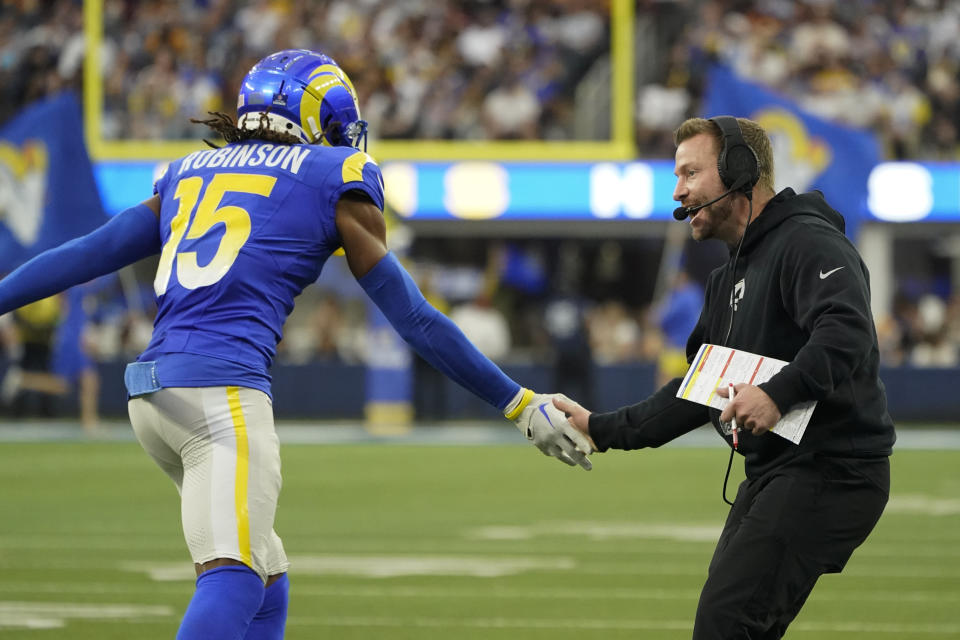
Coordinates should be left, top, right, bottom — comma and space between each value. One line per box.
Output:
129, 391, 261, 639
129, 393, 261, 639
240, 397, 291, 640
692, 455, 889, 639
179, 386, 290, 639
129, 393, 185, 488
246, 564, 290, 639
244, 529, 290, 640
131, 387, 287, 639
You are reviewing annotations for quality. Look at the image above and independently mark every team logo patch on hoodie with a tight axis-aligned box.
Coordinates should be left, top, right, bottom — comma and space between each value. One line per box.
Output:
730, 278, 745, 311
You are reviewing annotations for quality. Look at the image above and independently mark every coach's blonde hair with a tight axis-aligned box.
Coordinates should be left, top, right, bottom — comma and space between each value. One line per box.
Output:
673, 117, 775, 194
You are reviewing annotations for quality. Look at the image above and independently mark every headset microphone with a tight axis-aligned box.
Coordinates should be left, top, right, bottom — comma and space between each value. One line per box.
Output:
672, 174, 752, 221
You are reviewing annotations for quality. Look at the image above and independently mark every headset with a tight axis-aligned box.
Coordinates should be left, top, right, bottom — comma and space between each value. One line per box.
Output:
672, 116, 760, 220
712, 115, 760, 194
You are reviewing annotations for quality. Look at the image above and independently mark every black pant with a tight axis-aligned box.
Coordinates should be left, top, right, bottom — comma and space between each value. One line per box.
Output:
693, 454, 890, 639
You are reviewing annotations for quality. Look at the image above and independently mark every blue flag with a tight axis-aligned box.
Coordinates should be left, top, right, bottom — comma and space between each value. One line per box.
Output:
0, 92, 106, 273
704, 66, 880, 239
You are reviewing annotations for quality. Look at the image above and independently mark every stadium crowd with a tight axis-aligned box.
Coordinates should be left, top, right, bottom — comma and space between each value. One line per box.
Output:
2, 0, 959, 390
4, 0, 957, 154
636, 0, 960, 160
1, 0, 610, 142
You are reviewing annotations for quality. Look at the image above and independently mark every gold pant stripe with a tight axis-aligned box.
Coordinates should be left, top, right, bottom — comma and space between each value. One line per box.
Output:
226, 386, 252, 566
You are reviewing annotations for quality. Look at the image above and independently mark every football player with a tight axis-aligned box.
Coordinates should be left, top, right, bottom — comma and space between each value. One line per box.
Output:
0, 49, 593, 640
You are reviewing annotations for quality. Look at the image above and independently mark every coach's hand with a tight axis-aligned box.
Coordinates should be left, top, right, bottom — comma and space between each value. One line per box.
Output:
552, 394, 597, 453
717, 383, 781, 436
506, 389, 593, 470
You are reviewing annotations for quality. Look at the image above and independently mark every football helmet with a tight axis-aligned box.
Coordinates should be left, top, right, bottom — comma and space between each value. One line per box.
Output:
237, 49, 367, 149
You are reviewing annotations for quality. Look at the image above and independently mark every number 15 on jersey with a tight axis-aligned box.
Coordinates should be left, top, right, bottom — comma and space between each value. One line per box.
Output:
154, 173, 277, 295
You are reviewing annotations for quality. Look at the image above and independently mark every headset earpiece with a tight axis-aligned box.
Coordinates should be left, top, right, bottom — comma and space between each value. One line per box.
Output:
710, 116, 760, 195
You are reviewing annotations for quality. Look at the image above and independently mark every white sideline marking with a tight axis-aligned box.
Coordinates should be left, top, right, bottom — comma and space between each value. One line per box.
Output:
887, 494, 960, 516
125, 554, 576, 581
0, 602, 172, 630
288, 554, 576, 578
470, 521, 721, 542
286, 615, 960, 634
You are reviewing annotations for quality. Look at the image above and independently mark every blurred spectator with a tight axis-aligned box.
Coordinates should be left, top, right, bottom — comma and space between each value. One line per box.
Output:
1, 295, 67, 417
0, 1, 82, 124
51, 284, 104, 433
449, 291, 512, 361
456, 4, 507, 67
876, 291, 920, 367
910, 294, 958, 367
278, 289, 347, 364
544, 290, 593, 406
588, 300, 642, 364
541, 243, 594, 404
653, 268, 704, 387
482, 69, 542, 139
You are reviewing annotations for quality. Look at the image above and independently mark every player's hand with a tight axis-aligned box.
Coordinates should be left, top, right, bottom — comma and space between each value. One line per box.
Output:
551, 394, 597, 453
506, 390, 593, 470
717, 383, 781, 435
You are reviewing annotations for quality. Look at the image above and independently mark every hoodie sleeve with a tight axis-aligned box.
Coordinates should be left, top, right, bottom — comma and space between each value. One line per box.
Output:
758, 220, 875, 413
588, 293, 713, 451
588, 379, 711, 451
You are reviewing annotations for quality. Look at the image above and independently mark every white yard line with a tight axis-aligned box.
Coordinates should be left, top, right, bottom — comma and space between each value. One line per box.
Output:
0, 602, 172, 630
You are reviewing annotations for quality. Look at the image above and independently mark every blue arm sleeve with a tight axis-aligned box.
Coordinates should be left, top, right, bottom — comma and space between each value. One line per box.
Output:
358, 252, 521, 411
0, 203, 161, 315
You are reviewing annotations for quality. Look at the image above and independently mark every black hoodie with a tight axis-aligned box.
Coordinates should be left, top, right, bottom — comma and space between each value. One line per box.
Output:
589, 188, 896, 478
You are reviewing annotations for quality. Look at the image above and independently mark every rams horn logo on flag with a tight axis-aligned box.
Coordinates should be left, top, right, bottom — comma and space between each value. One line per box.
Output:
752, 108, 831, 193
0, 139, 48, 247
0, 93, 105, 273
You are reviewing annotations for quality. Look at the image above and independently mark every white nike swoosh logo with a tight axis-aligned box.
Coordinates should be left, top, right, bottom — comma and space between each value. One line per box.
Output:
819, 267, 844, 279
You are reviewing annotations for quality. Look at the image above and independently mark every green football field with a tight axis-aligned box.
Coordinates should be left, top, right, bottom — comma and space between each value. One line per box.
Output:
0, 432, 958, 639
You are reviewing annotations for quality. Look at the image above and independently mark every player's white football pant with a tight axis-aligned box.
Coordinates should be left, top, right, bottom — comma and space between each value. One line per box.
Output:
128, 386, 289, 582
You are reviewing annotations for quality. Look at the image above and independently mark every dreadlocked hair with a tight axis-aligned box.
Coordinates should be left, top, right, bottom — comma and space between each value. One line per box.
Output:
190, 111, 303, 149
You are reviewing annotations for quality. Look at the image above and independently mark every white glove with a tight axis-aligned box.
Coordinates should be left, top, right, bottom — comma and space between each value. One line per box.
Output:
504, 389, 593, 470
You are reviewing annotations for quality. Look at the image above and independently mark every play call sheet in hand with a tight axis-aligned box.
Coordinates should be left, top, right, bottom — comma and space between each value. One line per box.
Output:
676, 344, 816, 444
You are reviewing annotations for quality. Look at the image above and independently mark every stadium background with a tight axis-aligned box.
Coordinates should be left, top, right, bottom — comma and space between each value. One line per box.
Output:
0, 1, 958, 638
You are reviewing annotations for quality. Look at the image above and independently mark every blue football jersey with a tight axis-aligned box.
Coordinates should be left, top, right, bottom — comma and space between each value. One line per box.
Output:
139, 141, 384, 395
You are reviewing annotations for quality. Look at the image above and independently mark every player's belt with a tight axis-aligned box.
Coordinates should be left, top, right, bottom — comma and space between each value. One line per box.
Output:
124, 361, 161, 397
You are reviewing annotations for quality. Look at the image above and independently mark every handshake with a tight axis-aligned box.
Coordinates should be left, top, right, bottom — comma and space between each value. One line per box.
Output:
504, 389, 595, 470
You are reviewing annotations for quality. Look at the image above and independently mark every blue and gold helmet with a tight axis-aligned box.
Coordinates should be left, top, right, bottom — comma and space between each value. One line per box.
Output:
237, 49, 367, 149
